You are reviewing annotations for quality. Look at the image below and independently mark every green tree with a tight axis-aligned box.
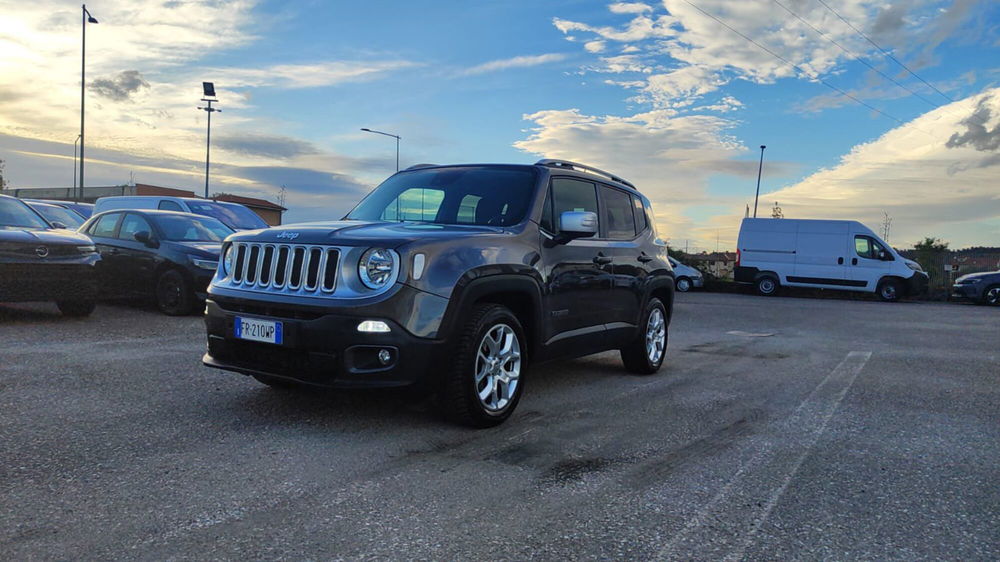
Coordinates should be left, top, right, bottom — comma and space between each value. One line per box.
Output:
913, 237, 950, 290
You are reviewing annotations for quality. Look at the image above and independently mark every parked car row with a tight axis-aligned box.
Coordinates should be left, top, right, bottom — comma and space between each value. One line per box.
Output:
0, 194, 259, 316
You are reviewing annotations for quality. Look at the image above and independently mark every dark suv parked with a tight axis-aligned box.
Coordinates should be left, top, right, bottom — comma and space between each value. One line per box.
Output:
80, 209, 232, 315
0, 194, 99, 316
203, 160, 675, 426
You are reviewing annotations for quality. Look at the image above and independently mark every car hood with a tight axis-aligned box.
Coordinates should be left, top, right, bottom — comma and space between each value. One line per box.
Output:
165, 240, 222, 258
225, 220, 506, 248
0, 227, 92, 246
956, 270, 999, 283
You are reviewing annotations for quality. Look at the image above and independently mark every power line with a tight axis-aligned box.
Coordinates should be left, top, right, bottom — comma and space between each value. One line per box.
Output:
772, 0, 941, 110
681, 0, 911, 127
814, 0, 953, 103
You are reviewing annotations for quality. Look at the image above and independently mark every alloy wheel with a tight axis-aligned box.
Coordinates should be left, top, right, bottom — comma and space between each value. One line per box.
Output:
475, 324, 521, 412
645, 308, 666, 364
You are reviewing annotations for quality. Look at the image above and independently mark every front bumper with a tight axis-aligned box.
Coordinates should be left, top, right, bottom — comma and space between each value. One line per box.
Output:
202, 288, 447, 389
0, 259, 98, 303
691, 277, 705, 288
951, 283, 981, 300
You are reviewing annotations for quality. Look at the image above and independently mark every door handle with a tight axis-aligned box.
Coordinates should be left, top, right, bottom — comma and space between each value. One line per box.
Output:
852, 258, 858, 265
107, 248, 120, 255
637, 254, 653, 263
593, 254, 613, 265
838, 257, 844, 265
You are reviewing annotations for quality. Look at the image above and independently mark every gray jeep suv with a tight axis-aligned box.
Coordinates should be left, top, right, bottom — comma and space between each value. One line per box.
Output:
203, 160, 675, 426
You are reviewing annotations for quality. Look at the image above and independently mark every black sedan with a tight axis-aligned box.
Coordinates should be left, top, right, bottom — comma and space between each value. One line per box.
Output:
952, 270, 1000, 306
0, 194, 99, 316
80, 209, 232, 315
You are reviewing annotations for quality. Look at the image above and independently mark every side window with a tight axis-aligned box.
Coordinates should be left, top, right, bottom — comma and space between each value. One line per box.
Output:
855, 236, 874, 259
631, 195, 647, 233
456, 194, 482, 224
539, 188, 555, 232
380, 188, 445, 222
118, 214, 152, 240
158, 200, 183, 211
601, 186, 636, 240
550, 178, 598, 231
89, 213, 121, 238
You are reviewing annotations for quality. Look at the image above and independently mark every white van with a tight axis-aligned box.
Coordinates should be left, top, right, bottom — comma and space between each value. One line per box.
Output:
734, 218, 928, 301
93, 196, 268, 231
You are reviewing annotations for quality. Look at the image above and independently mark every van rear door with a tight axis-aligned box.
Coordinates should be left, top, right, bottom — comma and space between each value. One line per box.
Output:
790, 221, 849, 286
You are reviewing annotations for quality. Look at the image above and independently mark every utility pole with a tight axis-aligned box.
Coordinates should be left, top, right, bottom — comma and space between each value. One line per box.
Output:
360, 128, 401, 172
73, 134, 82, 191
753, 145, 766, 218
80, 5, 98, 202
881, 211, 892, 242
197, 82, 220, 198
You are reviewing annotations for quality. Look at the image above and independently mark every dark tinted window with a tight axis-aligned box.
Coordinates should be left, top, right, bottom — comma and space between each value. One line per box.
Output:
539, 189, 555, 232
187, 201, 269, 230
631, 195, 647, 233
347, 167, 537, 227
158, 200, 183, 211
29, 203, 84, 229
119, 214, 152, 240
90, 213, 121, 238
0, 198, 50, 230
550, 178, 598, 232
602, 186, 635, 239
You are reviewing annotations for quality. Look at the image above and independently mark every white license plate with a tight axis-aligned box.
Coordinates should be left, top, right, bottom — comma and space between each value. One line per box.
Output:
234, 316, 283, 345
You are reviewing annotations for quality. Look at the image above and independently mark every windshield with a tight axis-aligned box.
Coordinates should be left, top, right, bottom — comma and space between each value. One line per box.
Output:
0, 198, 51, 230
30, 204, 85, 229
186, 201, 269, 230
346, 166, 537, 226
153, 214, 234, 242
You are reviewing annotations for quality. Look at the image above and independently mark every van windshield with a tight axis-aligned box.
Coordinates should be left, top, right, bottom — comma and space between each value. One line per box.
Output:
346, 166, 537, 226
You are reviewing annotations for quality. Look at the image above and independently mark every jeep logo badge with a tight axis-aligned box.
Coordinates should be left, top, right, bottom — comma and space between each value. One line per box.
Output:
276, 232, 299, 240
35, 246, 49, 258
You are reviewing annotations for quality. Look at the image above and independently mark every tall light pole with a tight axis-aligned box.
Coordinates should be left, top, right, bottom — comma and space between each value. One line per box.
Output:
80, 5, 98, 202
753, 144, 766, 218
360, 128, 401, 172
73, 134, 82, 192
197, 82, 220, 198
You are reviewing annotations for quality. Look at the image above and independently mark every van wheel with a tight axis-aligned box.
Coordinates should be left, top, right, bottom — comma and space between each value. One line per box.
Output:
156, 270, 194, 315
877, 279, 902, 302
439, 303, 526, 428
621, 298, 667, 375
56, 300, 96, 317
755, 275, 779, 296
982, 285, 1000, 306
675, 277, 692, 292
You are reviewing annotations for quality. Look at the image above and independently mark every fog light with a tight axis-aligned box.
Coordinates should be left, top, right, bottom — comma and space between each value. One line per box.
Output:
378, 349, 392, 365
357, 320, 390, 333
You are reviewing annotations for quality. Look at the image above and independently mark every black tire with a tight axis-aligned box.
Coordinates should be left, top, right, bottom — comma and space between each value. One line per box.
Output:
156, 269, 194, 316
675, 277, 692, 292
252, 374, 300, 389
756, 275, 779, 296
56, 300, 96, 317
439, 303, 527, 428
877, 278, 902, 302
982, 284, 1000, 306
620, 297, 668, 375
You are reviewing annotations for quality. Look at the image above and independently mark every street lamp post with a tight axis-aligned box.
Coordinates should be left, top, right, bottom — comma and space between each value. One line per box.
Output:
80, 4, 98, 203
360, 128, 401, 172
197, 82, 220, 198
753, 145, 766, 218
73, 134, 82, 193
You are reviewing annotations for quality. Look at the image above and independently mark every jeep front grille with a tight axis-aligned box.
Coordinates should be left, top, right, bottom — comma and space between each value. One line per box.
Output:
229, 242, 339, 293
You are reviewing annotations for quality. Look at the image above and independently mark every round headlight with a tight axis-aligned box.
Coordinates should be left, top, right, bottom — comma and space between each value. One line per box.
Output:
222, 244, 234, 275
359, 248, 396, 290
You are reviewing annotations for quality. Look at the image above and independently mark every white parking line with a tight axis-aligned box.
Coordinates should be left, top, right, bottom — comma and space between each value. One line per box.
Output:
655, 351, 872, 561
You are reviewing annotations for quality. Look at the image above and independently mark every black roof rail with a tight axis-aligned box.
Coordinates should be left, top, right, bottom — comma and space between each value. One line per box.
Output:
404, 163, 438, 171
535, 159, 636, 189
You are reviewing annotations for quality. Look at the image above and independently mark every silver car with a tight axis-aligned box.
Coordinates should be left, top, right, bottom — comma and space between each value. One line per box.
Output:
668, 257, 704, 292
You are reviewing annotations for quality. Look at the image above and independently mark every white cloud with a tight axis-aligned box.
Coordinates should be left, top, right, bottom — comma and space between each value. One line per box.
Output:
463, 53, 567, 75
208, 60, 418, 89
608, 2, 653, 15
584, 40, 606, 53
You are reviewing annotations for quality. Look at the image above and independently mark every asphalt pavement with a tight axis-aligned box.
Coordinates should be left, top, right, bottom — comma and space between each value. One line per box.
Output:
1, 293, 997, 560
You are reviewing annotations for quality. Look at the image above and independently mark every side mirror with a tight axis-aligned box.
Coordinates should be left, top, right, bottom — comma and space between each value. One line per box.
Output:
50, 221, 68, 230
133, 230, 158, 248
557, 211, 598, 242
878, 250, 889, 260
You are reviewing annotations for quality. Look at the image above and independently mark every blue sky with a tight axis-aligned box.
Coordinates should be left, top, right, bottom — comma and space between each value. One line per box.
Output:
1, 0, 999, 251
